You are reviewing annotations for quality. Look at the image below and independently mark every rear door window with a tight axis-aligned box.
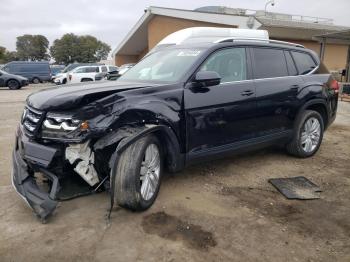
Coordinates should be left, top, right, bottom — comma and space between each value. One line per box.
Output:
85, 67, 98, 73
252, 48, 288, 79
284, 51, 298, 76
291, 51, 317, 75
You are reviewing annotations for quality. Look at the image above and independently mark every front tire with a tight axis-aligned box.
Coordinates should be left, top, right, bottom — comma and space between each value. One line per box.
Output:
7, 79, 20, 90
113, 135, 163, 211
286, 110, 324, 158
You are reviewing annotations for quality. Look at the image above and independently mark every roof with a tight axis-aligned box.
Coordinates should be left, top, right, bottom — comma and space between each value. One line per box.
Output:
112, 6, 350, 57
256, 17, 348, 31
112, 6, 261, 56
313, 29, 350, 44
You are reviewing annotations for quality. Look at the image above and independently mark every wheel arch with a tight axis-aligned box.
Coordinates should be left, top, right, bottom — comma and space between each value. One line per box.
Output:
5, 78, 20, 88
93, 124, 185, 173
81, 78, 94, 82
297, 99, 329, 129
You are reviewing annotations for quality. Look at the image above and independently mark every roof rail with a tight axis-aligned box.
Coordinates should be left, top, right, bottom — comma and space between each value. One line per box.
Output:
269, 39, 305, 48
217, 38, 305, 48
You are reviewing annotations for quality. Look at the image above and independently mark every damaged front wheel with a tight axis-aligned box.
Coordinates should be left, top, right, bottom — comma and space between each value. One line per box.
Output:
114, 135, 163, 211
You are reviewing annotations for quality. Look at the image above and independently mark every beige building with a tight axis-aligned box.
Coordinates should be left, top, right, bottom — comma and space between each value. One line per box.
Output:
113, 6, 350, 79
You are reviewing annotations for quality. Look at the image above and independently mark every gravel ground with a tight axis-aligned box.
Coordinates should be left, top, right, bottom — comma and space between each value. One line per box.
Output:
0, 84, 349, 262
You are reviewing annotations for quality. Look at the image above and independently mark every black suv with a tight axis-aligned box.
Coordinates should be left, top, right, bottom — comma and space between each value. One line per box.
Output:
12, 37, 338, 221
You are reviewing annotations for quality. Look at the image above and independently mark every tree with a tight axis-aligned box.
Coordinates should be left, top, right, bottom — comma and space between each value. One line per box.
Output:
50, 33, 111, 64
16, 34, 49, 61
0, 46, 19, 64
0, 46, 5, 62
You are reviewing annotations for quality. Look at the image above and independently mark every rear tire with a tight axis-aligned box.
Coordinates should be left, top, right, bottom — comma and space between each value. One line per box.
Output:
113, 135, 163, 211
286, 110, 324, 158
32, 77, 40, 84
7, 79, 20, 90
62, 78, 67, 84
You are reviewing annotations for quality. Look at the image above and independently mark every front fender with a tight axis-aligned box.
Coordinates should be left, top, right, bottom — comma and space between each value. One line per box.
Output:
100, 124, 185, 219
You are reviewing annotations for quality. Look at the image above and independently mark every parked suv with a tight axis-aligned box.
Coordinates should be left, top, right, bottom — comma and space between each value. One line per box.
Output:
68, 65, 116, 83
53, 63, 103, 85
12, 28, 338, 221
3, 61, 51, 83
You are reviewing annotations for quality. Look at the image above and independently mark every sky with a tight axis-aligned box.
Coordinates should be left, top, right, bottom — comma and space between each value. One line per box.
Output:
1, 0, 349, 54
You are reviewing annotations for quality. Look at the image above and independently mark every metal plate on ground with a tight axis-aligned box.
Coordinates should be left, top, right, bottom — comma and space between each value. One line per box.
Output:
268, 176, 322, 200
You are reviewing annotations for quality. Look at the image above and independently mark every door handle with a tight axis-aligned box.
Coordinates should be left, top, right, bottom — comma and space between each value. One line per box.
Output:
241, 90, 254, 96
290, 84, 299, 90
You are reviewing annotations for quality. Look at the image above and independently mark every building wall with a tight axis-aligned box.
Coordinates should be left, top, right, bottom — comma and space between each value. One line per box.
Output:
115, 54, 139, 67
323, 44, 349, 71
147, 15, 237, 50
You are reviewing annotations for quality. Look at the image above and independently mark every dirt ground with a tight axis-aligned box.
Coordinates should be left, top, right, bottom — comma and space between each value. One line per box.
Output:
0, 84, 349, 262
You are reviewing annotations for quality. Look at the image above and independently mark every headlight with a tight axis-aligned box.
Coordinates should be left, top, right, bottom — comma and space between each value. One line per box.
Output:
43, 114, 80, 131
41, 113, 88, 139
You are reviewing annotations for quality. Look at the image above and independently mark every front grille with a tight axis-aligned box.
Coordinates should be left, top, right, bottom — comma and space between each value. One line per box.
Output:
22, 106, 44, 136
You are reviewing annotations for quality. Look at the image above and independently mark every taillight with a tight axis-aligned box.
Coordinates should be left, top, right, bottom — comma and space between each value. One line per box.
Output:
330, 79, 339, 93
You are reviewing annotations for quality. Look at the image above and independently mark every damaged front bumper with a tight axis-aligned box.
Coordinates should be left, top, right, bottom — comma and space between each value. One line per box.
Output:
12, 125, 104, 222
12, 129, 60, 222
12, 150, 59, 221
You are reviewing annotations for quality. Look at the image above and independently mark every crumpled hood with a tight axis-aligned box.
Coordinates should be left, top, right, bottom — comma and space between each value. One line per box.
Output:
27, 80, 159, 111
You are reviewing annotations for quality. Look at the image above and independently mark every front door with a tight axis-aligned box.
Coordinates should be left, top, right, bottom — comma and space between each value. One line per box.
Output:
184, 47, 257, 157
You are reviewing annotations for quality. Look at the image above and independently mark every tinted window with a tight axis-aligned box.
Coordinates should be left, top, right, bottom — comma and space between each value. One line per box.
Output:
85, 67, 98, 73
291, 51, 316, 75
109, 66, 118, 72
200, 48, 246, 82
252, 48, 288, 79
284, 51, 298, 76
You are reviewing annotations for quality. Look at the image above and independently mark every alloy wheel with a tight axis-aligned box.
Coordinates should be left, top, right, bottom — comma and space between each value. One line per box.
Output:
140, 144, 160, 201
300, 117, 321, 153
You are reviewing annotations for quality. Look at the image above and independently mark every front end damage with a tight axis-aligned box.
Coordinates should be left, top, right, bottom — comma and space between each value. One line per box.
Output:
12, 125, 108, 222
12, 81, 184, 222
12, 121, 169, 222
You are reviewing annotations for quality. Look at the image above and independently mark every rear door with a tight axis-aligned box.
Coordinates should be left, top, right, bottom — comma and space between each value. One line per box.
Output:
185, 47, 257, 156
251, 47, 304, 137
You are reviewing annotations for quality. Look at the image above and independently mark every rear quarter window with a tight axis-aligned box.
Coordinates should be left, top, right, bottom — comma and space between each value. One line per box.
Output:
252, 48, 289, 79
291, 51, 317, 75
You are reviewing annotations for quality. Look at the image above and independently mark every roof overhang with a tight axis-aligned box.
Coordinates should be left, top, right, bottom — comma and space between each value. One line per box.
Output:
312, 29, 350, 45
112, 6, 261, 57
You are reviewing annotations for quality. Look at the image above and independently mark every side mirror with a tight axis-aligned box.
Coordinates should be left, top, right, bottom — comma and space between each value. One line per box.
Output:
194, 71, 221, 87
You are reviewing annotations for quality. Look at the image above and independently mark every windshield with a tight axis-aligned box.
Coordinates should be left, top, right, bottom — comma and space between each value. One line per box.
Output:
119, 48, 202, 83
